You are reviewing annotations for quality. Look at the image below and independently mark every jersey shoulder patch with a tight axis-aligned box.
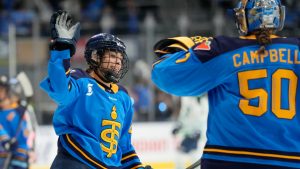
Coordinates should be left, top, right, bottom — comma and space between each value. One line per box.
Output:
194, 42, 211, 51
192, 36, 256, 63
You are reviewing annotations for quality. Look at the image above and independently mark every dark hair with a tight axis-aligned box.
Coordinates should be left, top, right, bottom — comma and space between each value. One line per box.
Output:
254, 29, 272, 55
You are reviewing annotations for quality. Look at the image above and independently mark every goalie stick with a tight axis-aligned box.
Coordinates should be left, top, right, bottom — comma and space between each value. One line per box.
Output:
3, 71, 35, 169
186, 158, 201, 169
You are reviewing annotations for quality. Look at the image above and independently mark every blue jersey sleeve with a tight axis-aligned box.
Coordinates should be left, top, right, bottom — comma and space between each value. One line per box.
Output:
40, 50, 80, 105
119, 99, 143, 169
14, 120, 29, 161
0, 124, 10, 142
151, 50, 221, 96
152, 36, 241, 96
0, 108, 29, 167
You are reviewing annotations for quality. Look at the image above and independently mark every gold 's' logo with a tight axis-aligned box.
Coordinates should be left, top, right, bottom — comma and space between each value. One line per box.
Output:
100, 106, 121, 158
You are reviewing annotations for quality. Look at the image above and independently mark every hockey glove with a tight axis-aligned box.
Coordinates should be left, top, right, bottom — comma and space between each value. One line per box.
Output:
1, 138, 17, 151
49, 10, 80, 56
144, 165, 153, 169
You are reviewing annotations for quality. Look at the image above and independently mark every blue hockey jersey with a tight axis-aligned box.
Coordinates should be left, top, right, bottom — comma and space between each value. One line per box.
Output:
0, 106, 29, 167
152, 35, 300, 168
40, 50, 143, 169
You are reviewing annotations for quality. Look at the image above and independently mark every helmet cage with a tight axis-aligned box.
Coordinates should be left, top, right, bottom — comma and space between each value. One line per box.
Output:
84, 33, 129, 83
234, 0, 285, 35
85, 46, 129, 83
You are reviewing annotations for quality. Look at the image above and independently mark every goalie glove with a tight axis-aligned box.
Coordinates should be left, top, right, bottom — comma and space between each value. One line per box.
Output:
153, 36, 213, 58
49, 10, 80, 56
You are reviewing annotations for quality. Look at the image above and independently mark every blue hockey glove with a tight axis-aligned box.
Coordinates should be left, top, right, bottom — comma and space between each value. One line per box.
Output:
49, 10, 80, 56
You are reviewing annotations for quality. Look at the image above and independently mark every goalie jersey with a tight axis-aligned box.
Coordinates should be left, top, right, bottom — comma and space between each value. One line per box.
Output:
40, 50, 143, 169
152, 35, 300, 168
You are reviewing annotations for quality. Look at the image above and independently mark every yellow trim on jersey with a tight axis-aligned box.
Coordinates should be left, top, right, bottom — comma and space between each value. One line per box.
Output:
65, 69, 71, 75
239, 35, 281, 40
132, 164, 144, 169
97, 83, 119, 94
110, 84, 119, 93
66, 134, 108, 169
122, 153, 137, 161
0, 153, 8, 158
6, 103, 18, 110
128, 125, 132, 134
204, 148, 300, 161
16, 148, 28, 154
97, 84, 105, 91
176, 53, 191, 63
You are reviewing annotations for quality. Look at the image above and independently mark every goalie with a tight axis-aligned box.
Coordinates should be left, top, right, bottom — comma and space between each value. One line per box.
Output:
152, 0, 300, 169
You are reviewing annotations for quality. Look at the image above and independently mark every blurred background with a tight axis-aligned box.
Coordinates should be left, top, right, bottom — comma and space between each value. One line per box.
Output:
0, 0, 299, 168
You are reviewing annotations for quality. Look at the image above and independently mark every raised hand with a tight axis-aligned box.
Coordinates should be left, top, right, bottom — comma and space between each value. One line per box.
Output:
49, 10, 80, 56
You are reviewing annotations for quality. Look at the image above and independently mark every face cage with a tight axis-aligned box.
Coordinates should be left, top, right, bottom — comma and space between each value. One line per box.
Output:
87, 48, 129, 83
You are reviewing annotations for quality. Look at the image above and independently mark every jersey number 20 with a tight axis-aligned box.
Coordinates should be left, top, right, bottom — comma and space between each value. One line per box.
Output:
238, 69, 298, 119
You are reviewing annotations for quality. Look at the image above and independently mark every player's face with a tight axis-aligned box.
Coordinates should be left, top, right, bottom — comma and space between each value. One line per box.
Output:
100, 50, 123, 73
0, 86, 8, 109
0, 87, 7, 102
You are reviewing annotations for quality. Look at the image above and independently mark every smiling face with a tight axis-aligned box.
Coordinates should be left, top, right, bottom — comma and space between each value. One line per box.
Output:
99, 50, 124, 74
90, 49, 128, 84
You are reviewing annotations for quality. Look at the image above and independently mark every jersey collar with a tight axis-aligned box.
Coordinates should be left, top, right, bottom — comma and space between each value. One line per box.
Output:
95, 79, 119, 94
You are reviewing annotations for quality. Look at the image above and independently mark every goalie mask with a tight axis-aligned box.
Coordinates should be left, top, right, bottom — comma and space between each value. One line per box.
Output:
234, 0, 285, 35
84, 33, 129, 83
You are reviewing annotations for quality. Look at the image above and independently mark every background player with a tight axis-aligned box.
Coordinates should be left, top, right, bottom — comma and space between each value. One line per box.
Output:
172, 95, 208, 169
0, 75, 30, 169
152, 0, 300, 169
40, 11, 150, 169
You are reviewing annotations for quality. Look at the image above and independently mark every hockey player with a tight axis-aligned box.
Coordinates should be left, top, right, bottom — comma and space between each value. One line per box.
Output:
0, 76, 30, 169
40, 11, 150, 169
172, 95, 208, 169
152, 0, 300, 169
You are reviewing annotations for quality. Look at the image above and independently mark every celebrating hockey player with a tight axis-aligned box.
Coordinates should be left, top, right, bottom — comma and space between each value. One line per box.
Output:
40, 11, 150, 169
152, 0, 300, 169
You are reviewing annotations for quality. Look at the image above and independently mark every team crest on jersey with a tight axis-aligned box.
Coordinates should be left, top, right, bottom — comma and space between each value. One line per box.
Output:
100, 106, 121, 158
190, 36, 212, 44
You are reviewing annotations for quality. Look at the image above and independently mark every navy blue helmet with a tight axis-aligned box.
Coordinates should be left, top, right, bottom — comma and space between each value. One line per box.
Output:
84, 33, 129, 83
